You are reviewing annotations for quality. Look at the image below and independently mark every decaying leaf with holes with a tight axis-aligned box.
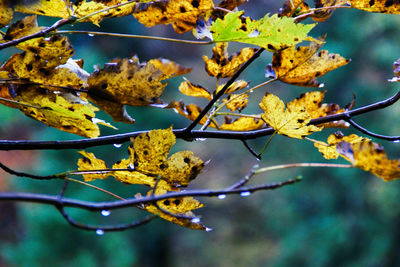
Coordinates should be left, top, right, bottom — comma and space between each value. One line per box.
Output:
133, 0, 215, 33
220, 116, 264, 131
348, 0, 400, 14
2, 15, 41, 42
288, 91, 348, 128
78, 151, 111, 182
259, 93, 322, 139
87, 56, 190, 123
223, 94, 248, 112
203, 42, 257, 78
265, 40, 350, 87
15, 88, 106, 138
336, 139, 400, 181
209, 11, 317, 51
140, 180, 206, 230
74, 0, 137, 26
179, 79, 212, 100
314, 132, 367, 159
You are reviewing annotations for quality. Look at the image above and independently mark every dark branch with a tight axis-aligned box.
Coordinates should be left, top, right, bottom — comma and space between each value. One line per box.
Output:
0, 162, 60, 180
183, 48, 265, 133
346, 116, 400, 141
1, 90, 399, 150
0, 177, 300, 211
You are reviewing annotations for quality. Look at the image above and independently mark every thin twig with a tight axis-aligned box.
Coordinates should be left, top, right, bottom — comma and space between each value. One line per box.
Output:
345, 116, 400, 141
241, 140, 261, 159
56, 30, 212, 45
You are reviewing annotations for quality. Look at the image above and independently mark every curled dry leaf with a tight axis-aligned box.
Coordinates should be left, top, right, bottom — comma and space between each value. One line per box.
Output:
314, 132, 367, 159
388, 58, 400, 82
179, 79, 212, 100
203, 42, 257, 78
259, 93, 322, 139
279, 0, 310, 18
168, 101, 219, 128
223, 94, 249, 112
266, 39, 350, 87
312, 0, 348, 22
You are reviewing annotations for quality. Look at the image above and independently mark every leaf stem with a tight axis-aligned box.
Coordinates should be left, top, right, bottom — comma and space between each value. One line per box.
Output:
56, 30, 213, 45
66, 178, 126, 201
255, 162, 353, 174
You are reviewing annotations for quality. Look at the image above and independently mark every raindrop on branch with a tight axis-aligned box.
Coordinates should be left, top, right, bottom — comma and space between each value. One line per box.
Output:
217, 194, 226, 199
240, 191, 251, 197
96, 229, 104, 236
101, 210, 111, 217
113, 143, 122, 148
191, 217, 201, 223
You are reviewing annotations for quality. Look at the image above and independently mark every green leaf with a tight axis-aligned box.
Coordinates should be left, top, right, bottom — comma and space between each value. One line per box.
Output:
210, 11, 317, 51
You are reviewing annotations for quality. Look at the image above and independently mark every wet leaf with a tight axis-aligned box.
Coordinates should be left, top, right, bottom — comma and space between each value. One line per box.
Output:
78, 151, 110, 182
14, 0, 70, 18
220, 116, 264, 131
0, 2, 13, 28
133, 0, 215, 33
259, 93, 322, 139
88, 56, 189, 123
266, 40, 350, 87
203, 42, 257, 78
337, 139, 400, 181
209, 11, 317, 51
349, 0, 400, 14
315, 132, 366, 159
179, 79, 212, 100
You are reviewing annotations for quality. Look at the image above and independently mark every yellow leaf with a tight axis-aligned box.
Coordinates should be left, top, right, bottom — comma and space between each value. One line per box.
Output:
179, 79, 212, 100
148, 58, 191, 77
279, 0, 310, 18
78, 151, 110, 182
266, 40, 350, 87
0, 2, 12, 28
259, 93, 322, 139
16, 88, 103, 138
314, 132, 366, 159
168, 101, 219, 128
312, 0, 348, 22
216, 80, 248, 94
3, 15, 40, 42
74, 1, 137, 26
223, 94, 248, 112
88, 56, 188, 122
220, 116, 264, 131
142, 180, 206, 230
337, 139, 400, 181
133, 0, 215, 33
203, 42, 257, 78
14, 0, 70, 18
349, 0, 400, 14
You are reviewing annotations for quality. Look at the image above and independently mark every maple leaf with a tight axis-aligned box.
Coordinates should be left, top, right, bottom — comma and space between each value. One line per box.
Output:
259, 93, 322, 139
349, 0, 400, 14
203, 42, 257, 78
337, 139, 400, 181
209, 11, 317, 52
14, 0, 70, 18
314, 132, 367, 159
220, 116, 264, 131
78, 151, 110, 182
87, 56, 190, 123
141, 179, 206, 230
266, 40, 350, 87
74, 0, 137, 26
133, 0, 215, 33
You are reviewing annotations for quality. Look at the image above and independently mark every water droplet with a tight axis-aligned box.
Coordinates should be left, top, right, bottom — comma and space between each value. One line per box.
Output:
103, 11, 108, 14
319, 83, 325, 88
96, 229, 104, 236
194, 138, 207, 142
129, 59, 134, 63
128, 163, 135, 169
249, 89, 254, 93
240, 191, 251, 197
191, 217, 201, 223
217, 194, 226, 199
88, 33, 94, 37
101, 210, 111, 216
44, 37, 51, 41
394, 140, 400, 143
205, 227, 213, 232
59, 56, 63, 60
113, 143, 122, 148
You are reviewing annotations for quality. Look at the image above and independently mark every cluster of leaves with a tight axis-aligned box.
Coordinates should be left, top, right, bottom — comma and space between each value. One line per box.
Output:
1, 0, 400, 230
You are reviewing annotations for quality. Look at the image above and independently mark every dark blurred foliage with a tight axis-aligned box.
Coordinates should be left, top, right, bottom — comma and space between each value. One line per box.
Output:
1, 1, 400, 266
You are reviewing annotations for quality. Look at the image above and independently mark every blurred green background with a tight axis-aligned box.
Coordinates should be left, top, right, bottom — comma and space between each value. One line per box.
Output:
1, 1, 400, 266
